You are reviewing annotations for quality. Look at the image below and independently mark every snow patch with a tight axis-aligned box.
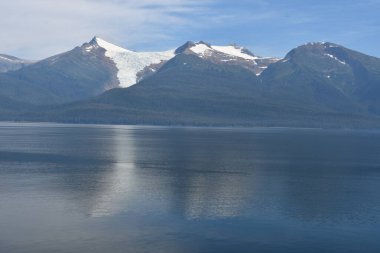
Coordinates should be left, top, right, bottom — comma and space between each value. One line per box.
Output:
95, 37, 130, 53
211, 45, 258, 60
255, 66, 269, 76
84, 45, 94, 52
0, 55, 24, 63
325, 53, 346, 65
189, 43, 212, 56
189, 43, 259, 60
0, 55, 11, 61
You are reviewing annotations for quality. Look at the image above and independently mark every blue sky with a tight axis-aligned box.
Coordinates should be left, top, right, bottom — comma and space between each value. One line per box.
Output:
1, 0, 379, 59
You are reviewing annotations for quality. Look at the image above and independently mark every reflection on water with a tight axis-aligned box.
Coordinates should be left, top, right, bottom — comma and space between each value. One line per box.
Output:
89, 128, 138, 217
1, 123, 380, 253
82, 127, 256, 219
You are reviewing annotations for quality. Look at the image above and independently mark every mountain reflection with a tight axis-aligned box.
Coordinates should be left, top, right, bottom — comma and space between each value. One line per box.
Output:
5, 124, 379, 223
83, 128, 380, 222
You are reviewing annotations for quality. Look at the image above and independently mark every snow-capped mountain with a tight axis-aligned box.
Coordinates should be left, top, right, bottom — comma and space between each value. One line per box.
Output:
0, 54, 31, 73
175, 41, 280, 75
82, 37, 279, 88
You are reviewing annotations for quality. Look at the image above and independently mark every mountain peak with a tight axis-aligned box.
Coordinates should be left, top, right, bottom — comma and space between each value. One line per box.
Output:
284, 41, 344, 59
90, 36, 129, 53
174, 41, 196, 54
279, 41, 353, 69
300, 41, 342, 50
89, 36, 99, 45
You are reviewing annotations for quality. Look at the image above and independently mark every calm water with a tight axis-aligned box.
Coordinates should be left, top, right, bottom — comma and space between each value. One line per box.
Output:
1, 123, 380, 253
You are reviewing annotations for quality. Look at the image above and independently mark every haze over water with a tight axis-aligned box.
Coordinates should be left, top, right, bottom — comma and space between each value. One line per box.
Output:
0, 123, 380, 253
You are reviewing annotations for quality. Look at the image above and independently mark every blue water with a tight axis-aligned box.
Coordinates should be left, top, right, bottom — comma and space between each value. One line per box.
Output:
0, 122, 380, 252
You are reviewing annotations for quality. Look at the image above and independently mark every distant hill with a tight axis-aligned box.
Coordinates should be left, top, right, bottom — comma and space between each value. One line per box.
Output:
0, 54, 31, 73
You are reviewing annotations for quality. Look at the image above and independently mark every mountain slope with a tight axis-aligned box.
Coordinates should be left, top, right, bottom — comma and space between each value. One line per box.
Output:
32, 53, 267, 125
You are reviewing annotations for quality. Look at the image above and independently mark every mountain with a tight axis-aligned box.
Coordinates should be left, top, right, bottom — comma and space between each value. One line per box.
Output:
0, 38, 118, 104
21, 42, 380, 128
1, 38, 380, 128
39, 53, 263, 125
0, 37, 274, 105
0, 37, 178, 105
0, 54, 31, 73
260, 42, 380, 114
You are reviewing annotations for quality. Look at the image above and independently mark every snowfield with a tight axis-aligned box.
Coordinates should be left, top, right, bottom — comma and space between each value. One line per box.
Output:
95, 37, 175, 88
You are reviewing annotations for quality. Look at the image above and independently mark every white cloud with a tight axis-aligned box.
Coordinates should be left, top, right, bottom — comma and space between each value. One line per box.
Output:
0, 0, 214, 59
1, 0, 379, 59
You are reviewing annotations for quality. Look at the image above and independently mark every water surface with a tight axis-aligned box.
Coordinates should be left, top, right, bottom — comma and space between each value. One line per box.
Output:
1, 123, 380, 252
